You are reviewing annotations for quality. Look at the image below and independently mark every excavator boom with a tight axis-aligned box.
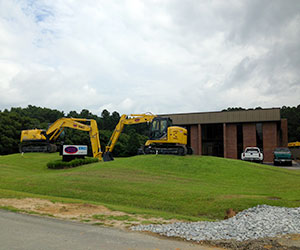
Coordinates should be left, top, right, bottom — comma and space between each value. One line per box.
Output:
103, 113, 156, 161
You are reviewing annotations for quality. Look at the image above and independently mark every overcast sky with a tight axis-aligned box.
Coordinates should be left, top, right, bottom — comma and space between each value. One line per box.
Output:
0, 0, 299, 115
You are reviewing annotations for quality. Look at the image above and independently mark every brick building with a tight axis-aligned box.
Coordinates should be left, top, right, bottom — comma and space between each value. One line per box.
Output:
162, 108, 288, 163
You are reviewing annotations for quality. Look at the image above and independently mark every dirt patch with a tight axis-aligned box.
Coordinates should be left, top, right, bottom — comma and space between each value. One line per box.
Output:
0, 198, 112, 218
0, 198, 178, 229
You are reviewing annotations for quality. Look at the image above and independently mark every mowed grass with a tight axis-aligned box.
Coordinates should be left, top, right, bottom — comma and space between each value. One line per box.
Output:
0, 153, 300, 220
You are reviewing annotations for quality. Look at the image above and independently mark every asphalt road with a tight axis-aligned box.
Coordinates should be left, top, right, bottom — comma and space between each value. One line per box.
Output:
0, 210, 223, 250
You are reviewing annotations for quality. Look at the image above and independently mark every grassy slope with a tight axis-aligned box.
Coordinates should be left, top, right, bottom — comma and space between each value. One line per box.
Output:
0, 153, 300, 220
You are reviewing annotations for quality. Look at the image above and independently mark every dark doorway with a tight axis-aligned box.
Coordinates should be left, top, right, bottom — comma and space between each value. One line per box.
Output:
185, 125, 192, 149
256, 123, 263, 151
201, 124, 224, 157
237, 124, 243, 159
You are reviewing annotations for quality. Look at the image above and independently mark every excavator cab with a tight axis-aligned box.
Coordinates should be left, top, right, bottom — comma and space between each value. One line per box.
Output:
149, 117, 172, 140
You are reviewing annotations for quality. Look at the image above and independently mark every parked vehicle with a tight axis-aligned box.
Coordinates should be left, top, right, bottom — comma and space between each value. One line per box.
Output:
273, 147, 293, 166
241, 147, 263, 163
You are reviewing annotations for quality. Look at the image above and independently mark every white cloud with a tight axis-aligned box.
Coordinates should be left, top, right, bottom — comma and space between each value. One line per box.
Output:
0, 0, 300, 116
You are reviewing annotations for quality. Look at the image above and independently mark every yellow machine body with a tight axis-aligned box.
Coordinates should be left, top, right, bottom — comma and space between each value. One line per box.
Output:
288, 141, 300, 147
20, 129, 46, 142
145, 126, 188, 146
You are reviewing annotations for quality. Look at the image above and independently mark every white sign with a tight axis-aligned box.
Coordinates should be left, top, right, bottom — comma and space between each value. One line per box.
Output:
63, 145, 88, 155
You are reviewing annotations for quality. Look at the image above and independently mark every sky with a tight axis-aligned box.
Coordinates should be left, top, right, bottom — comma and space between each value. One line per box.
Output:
0, 0, 300, 115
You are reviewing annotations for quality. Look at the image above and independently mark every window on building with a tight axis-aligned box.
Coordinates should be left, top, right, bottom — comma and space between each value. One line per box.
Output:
201, 124, 224, 157
256, 123, 263, 151
237, 123, 243, 159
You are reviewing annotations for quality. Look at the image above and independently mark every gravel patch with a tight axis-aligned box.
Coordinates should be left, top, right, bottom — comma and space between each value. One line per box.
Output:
131, 205, 300, 242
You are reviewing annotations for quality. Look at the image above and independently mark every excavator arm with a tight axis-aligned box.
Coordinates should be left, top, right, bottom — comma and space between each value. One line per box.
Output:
45, 118, 91, 141
45, 118, 102, 160
103, 113, 156, 161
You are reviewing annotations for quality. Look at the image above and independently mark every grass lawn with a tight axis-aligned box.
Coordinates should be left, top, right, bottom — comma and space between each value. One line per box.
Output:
0, 153, 300, 221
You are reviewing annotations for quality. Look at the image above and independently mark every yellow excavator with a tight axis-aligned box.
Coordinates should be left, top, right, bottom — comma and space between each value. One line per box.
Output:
20, 118, 103, 160
20, 113, 191, 162
102, 113, 191, 161
288, 142, 300, 147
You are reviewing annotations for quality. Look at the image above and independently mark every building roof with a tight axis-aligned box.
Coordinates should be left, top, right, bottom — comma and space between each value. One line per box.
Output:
161, 108, 281, 125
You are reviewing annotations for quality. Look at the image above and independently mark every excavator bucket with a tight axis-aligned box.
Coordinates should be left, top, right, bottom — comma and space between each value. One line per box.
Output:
102, 152, 114, 162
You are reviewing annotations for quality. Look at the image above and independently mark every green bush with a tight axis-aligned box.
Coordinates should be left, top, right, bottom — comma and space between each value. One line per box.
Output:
47, 157, 99, 169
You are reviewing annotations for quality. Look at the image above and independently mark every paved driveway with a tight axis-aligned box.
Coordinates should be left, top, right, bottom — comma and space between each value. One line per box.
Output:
0, 210, 224, 250
263, 160, 300, 170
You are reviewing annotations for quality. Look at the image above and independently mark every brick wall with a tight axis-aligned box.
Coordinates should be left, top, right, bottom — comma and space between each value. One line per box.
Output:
243, 123, 256, 148
189, 120, 282, 160
190, 125, 199, 155
224, 123, 237, 159
263, 122, 277, 162
223, 124, 227, 157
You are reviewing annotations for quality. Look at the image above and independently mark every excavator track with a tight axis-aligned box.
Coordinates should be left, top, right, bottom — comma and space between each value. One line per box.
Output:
141, 145, 188, 156
19, 142, 57, 153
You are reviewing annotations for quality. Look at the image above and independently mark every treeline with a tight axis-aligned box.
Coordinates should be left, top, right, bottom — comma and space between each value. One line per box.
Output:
0, 105, 148, 156
281, 105, 300, 142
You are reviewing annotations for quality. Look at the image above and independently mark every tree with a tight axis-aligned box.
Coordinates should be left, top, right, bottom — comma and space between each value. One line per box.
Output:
111, 111, 120, 128
125, 130, 143, 156
281, 105, 300, 142
222, 107, 246, 112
